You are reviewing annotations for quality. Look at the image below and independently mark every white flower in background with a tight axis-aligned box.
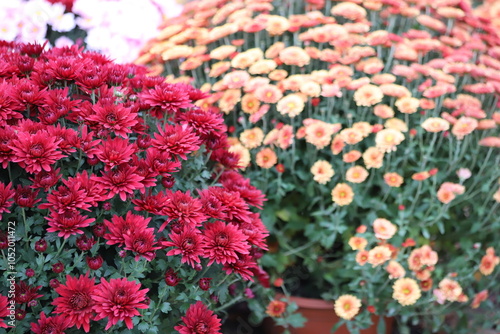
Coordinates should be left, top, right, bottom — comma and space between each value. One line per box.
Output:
0, 20, 20, 41
54, 36, 74, 47
19, 21, 47, 43
47, 2, 76, 32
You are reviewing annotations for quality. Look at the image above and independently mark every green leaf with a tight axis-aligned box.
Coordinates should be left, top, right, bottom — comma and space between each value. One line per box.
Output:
286, 312, 307, 328
377, 317, 386, 334
160, 302, 172, 314
331, 319, 345, 333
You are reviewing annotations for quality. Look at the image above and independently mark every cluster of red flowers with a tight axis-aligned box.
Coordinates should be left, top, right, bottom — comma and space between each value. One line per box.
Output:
0, 41, 268, 332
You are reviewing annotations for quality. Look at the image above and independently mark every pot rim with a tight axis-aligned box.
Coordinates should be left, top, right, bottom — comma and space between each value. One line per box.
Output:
276, 293, 334, 310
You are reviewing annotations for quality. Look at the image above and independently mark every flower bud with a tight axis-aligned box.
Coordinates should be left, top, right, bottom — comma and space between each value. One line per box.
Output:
86, 255, 103, 270
52, 262, 64, 274
165, 269, 180, 286
34, 239, 47, 252
49, 279, 60, 289
15, 309, 26, 321
25, 268, 35, 278
199, 278, 212, 291
92, 223, 106, 237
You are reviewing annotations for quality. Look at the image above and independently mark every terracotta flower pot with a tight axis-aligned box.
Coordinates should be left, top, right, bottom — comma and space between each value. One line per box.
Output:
263, 295, 393, 334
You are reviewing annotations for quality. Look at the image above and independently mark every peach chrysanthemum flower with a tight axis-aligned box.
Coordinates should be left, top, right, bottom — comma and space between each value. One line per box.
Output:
356, 250, 369, 265
395, 97, 420, 114
419, 245, 438, 267
479, 136, 500, 148
385, 118, 408, 133
269, 69, 288, 81
371, 73, 396, 85
266, 15, 290, 35
277, 125, 294, 149
254, 84, 283, 104
343, 150, 362, 163
300, 81, 321, 97
438, 278, 462, 302
228, 143, 250, 169
479, 247, 500, 276
210, 45, 237, 60
231, 48, 263, 69
305, 120, 338, 149
256, 148, 278, 169
161, 45, 193, 61
241, 94, 261, 115
331, 2, 367, 20
436, 182, 465, 204
348, 236, 368, 251
223, 70, 250, 89
279, 46, 311, 67
249, 59, 278, 75
373, 218, 397, 240
352, 122, 372, 138
451, 117, 478, 140
380, 84, 411, 98
346, 166, 369, 183
408, 248, 423, 272
353, 84, 384, 107
373, 104, 395, 119
276, 94, 305, 118
339, 128, 364, 145
263, 129, 279, 146
421, 117, 450, 132
384, 172, 404, 187
331, 183, 354, 206
368, 245, 392, 267
419, 279, 433, 292
265, 41, 285, 58
393, 278, 421, 306
244, 77, 271, 93
375, 129, 405, 153
310, 160, 335, 185
386, 260, 406, 279
334, 295, 362, 321
219, 89, 241, 114
411, 171, 430, 181
266, 300, 287, 317
363, 147, 384, 169
239, 128, 264, 149
209, 61, 231, 77
331, 135, 345, 155
471, 290, 488, 309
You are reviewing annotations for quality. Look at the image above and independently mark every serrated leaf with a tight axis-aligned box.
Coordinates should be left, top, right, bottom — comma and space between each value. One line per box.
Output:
160, 302, 172, 314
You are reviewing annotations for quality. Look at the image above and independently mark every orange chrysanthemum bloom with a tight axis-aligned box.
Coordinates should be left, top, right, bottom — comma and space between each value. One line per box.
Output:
254, 84, 283, 104
385, 118, 408, 133
219, 89, 242, 114
334, 295, 362, 321
373, 218, 397, 240
438, 278, 462, 302
356, 250, 369, 266
266, 15, 290, 36
330, 135, 345, 155
331, 183, 354, 206
392, 278, 421, 306
345, 166, 369, 183
451, 116, 478, 140
277, 125, 294, 149
368, 245, 392, 267
305, 120, 338, 149
421, 117, 450, 132
228, 143, 250, 169
384, 172, 404, 187
386, 260, 406, 279
343, 150, 362, 163
269, 69, 288, 81
249, 59, 278, 75
276, 93, 305, 118
362, 147, 384, 169
209, 45, 237, 60
411, 171, 430, 181
231, 48, 263, 69
353, 84, 384, 107
374, 104, 395, 119
266, 300, 287, 317
352, 122, 372, 138
479, 136, 500, 148
279, 46, 311, 67
310, 160, 335, 185
395, 97, 419, 114
209, 61, 231, 77
223, 70, 250, 89
348, 236, 368, 251
300, 81, 321, 97
339, 128, 364, 145
240, 128, 264, 149
479, 247, 500, 276
419, 245, 438, 267
241, 93, 261, 114
375, 129, 405, 153
256, 148, 278, 169
419, 279, 433, 292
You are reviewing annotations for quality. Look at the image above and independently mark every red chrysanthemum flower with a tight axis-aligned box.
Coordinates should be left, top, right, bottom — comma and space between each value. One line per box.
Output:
46, 124, 78, 154
104, 212, 151, 247
152, 124, 201, 160
223, 254, 258, 281
9, 130, 66, 173
92, 278, 149, 330
160, 190, 207, 232
132, 191, 170, 215
140, 83, 193, 118
38, 87, 79, 125
70, 171, 108, 207
87, 102, 138, 138
39, 179, 91, 213
75, 125, 102, 158
177, 108, 226, 142
130, 156, 159, 189
174, 301, 222, 334
0, 182, 14, 221
14, 185, 40, 208
199, 189, 227, 221
95, 137, 136, 171
202, 221, 250, 265
145, 147, 181, 177
0, 127, 16, 168
238, 213, 269, 250
93, 164, 144, 201
219, 170, 266, 209
123, 227, 161, 261
30, 312, 72, 334
29, 167, 61, 191
0, 82, 23, 127
52, 274, 96, 332
0, 295, 8, 328
13, 77, 47, 108
46, 210, 96, 239
162, 228, 204, 268
15, 281, 43, 304
202, 187, 252, 224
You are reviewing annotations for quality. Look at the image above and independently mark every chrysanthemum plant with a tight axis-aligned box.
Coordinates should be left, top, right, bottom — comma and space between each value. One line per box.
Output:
0, 41, 270, 333
141, 0, 500, 332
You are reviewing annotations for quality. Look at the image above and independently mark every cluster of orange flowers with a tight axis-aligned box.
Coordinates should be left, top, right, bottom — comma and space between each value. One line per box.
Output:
140, 0, 500, 323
